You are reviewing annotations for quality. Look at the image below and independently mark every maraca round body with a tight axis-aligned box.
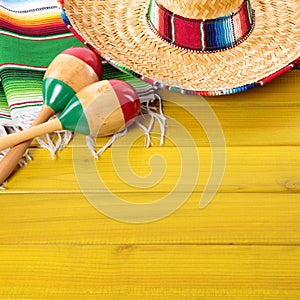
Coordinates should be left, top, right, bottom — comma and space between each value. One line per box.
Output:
58, 80, 140, 137
43, 47, 103, 112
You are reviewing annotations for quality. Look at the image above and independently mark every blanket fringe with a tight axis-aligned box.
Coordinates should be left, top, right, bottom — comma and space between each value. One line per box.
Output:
36, 130, 73, 159
86, 129, 128, 159
136, 93, 166, 147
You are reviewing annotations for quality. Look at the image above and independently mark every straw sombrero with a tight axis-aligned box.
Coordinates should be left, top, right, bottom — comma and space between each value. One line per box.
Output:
58, 0, 300, 96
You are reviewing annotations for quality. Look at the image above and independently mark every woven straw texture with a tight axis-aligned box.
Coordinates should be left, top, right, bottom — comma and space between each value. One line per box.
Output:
159, 0, 242, 18
63, 0, 300, 94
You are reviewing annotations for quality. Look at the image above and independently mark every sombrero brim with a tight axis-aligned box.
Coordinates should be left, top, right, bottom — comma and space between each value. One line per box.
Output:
59, 0, 300, 96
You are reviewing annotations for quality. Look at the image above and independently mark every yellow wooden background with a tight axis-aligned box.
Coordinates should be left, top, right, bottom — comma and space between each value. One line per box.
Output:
1, 70, 300, 299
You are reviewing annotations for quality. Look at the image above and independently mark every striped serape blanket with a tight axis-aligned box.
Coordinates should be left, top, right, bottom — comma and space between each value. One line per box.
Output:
0, 0, 162, 166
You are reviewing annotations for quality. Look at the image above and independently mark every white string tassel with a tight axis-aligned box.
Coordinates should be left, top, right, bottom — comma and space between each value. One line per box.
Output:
137, 93, 167, 147
152, 93, 167, 145
58, 130, 73, 151
86, 136, 98, 159
86, 129, 128, 159
36, 130, 73, 159
36, 133, 58, 160
97, 129, 128, 156
136, 115, 154, 148
0, 124, 7, 137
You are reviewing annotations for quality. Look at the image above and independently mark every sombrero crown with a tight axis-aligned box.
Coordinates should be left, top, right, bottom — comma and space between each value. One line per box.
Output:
147, 0, 254, 52
60, 0, 300, 95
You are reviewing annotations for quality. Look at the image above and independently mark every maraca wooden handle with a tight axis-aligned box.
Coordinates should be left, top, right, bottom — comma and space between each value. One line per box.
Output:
0, 117, 62, 152
0, 106, 54, 184
0, 140, 33, 184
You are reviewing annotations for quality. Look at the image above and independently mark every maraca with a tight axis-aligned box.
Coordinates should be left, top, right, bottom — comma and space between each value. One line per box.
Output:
42, 46, 103, 114
0, 47, 103, 184
0, 80, 140, 151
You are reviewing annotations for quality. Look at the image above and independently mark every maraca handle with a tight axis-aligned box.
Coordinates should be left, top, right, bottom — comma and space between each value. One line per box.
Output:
0, 106, 54, 184
0, 140, 32, 184
0, 117, 62, 152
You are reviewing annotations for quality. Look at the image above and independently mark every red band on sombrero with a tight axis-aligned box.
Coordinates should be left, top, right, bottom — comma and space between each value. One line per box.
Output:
147, 0, 255, 52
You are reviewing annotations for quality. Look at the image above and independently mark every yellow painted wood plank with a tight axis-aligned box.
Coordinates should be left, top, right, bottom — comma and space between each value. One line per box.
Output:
0, 192, 299, 244
160, 102, 300, 147
2, 146, 300, 193
0, 244, 299, 299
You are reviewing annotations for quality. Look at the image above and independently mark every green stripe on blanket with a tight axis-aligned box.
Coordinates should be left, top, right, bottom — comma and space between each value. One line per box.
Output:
0, 84, 10, 120
0, 32, 79, 68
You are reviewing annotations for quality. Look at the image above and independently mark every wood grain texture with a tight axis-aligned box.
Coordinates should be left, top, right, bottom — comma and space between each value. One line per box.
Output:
3, 146, 300, 193
0, 193, 299, 245
0, 245, 299, 299
0, 70, 299, 298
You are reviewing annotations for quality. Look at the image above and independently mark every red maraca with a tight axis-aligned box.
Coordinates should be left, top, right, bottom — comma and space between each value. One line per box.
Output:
0, 80, 140, 151
0, 47, 103, 184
